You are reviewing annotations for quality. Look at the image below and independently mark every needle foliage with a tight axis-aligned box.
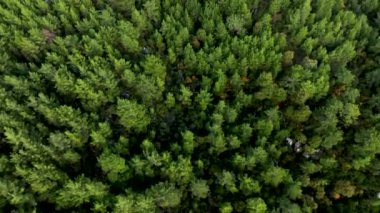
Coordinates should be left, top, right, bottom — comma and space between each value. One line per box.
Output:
0, 0, 380, 212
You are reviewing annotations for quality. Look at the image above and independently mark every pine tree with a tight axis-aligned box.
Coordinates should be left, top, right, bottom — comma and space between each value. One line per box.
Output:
0, 0, 379, 212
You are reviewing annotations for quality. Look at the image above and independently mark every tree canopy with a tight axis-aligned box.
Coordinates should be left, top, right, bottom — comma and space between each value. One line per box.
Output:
0, 0, 380, 212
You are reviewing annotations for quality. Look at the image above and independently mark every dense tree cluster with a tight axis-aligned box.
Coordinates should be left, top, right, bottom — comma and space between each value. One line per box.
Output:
0, 0, 380, 212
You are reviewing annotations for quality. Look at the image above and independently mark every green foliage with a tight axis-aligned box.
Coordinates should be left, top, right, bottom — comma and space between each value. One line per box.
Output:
262, 166, 289, 187
55, 176, 108, 209
0, 0, 379, 212
246, 198, 267, 213
191, 179, 209, 199
148, 182, 182, 208
116, 99, 150, 132
98, 151, 128, 182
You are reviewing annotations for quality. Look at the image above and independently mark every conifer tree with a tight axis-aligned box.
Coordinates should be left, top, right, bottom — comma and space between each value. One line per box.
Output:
0, 0, 379, 212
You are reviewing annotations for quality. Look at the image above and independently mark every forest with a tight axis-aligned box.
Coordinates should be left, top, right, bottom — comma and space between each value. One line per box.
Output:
0, 0, 380, 212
